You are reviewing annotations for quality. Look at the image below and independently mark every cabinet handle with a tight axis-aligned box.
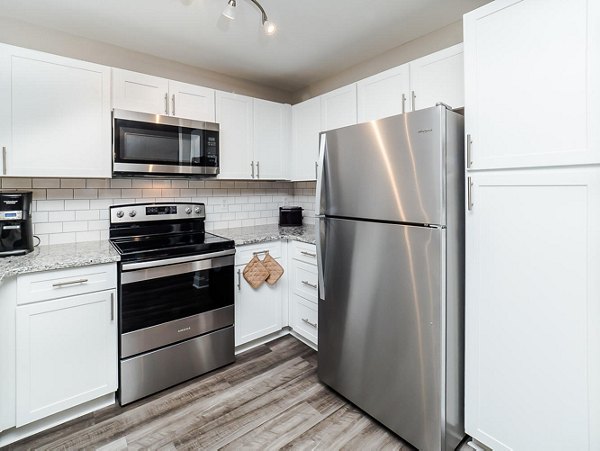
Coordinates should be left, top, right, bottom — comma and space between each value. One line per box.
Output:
302, 318, 318, 329
300, 251, 316, 258
2, 146, 6, 175
164, 93, 169, 115
302, 280, 318, 289
172, 94, 176, 116
52, 278, 89, 288
256, 161, 260, 179
110, 292, 115, 321
315, 162, 318, 179
251, 161, 255, 179
237, 269, 241, 290
411, 90, 416, 112
467, 177, 473, 211
402, 93, 406, 114
466, 134, 473, 169
252, 250, 270, 256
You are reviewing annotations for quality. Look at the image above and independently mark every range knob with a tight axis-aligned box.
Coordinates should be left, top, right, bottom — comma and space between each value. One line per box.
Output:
116, 210, 124, 218
129, 210, 137, 217
185, 207, 192, 214
194, 207, 201, 214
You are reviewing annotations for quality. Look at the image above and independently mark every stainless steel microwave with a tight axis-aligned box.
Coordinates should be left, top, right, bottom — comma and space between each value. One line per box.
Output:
112, 110, 219, 177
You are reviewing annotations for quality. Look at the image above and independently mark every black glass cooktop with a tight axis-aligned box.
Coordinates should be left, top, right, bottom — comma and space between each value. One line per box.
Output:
111, 231, 234, 263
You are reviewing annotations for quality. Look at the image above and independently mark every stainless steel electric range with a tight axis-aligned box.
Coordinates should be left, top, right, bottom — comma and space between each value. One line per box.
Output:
109, 202, 235, 405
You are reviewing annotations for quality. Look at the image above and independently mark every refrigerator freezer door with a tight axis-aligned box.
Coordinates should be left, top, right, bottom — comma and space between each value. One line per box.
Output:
318, 217, 445, 451
319, 106, 446, 225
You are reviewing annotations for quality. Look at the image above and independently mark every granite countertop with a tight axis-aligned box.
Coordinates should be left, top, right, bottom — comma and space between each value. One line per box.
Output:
212, 224, 316, 246
0, 240, 120, 283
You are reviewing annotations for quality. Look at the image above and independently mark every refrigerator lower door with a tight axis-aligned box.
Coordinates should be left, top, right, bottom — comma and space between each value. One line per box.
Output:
318, 217, 446, 451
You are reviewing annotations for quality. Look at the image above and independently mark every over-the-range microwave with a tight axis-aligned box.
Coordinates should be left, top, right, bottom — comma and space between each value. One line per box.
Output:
112, 109, 219, 177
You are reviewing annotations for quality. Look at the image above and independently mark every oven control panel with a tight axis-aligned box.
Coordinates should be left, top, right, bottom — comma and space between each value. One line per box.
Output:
110, 203, 205, 223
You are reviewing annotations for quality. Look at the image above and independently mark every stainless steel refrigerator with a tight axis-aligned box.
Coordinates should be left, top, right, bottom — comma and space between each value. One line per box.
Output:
316, 105, 465, 451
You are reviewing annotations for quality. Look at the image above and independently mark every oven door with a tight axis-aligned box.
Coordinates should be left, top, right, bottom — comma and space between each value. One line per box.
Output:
119, 251, 234, 358
113, 109, 219, 176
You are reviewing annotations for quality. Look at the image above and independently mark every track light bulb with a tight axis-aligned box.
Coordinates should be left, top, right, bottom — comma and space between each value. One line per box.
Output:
263, 20, 276, 35
222, 0, 236, 20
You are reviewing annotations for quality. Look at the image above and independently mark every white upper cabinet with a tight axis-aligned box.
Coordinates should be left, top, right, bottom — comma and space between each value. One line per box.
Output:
167, 80, 215, 122
216, 91, 254, 179
357, 64, 410, 122
112, 68, 169, 115
291, 96, 322, 181
409, 43, 464, 111
112, 69, 216, 122
321, 84, 357, 131
0, 44, 111, 178
253, 98, 290, 180
464, 0, 600, 170
465, 168, 600, 450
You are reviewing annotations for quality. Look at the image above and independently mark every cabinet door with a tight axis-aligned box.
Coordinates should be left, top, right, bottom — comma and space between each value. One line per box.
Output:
0, 44, 111, 178
409, 44, 464, 111
291, 97, 321, 181
215, 91, 254, 180
357, 64, 410, 122
169, 80, 215, 122
253, 99, 289, 180
464, 0, 600, 169
320, 84, 357, 131
16, 290, 118, 426
112, 68, 169, 115
235, 265, 283, 346
0, 278, 16, 433
465, 169, 600, 450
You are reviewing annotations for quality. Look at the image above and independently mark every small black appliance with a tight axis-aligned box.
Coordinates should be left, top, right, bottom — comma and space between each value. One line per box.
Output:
0, 191, 34, 257
279, 206, 303, 226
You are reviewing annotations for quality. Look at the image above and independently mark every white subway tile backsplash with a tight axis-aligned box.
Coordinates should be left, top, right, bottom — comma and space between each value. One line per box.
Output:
1, 178, 314, 245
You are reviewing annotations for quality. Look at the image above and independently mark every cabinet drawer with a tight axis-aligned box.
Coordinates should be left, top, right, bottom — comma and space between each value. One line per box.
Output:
292, 296, 318, 345
293, 260, 318, 302
17, 263, 117, 305
291, 240, 317, 265
235, 241, 282, 265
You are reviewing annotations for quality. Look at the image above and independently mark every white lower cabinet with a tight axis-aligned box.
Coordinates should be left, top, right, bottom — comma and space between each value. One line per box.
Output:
465, 168, 600, 450
233, 240, 318, 348
234, 242, 286, 346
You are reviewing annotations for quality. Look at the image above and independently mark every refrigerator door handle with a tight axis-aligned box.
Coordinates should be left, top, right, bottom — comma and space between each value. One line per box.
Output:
315, 216, 326, 300
316, 133, 327, 215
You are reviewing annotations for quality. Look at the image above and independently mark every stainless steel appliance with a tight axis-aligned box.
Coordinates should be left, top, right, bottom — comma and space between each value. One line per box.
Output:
0, 191, 34, 257
109, 202, 235, 405
316, 105, 465, 451
113, 110, 219, 177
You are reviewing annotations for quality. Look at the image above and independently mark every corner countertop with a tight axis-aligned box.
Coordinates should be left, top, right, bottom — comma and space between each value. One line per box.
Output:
0, 240, 120, 283
212, 224, 315, 246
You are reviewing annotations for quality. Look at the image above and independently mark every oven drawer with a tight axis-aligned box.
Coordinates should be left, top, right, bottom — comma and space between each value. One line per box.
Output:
119, 326, 234, 405
235, 241, 282, 265
17, 263, 117, 305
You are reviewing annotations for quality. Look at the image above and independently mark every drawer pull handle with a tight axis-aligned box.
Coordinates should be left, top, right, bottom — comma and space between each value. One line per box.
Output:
302, 318, 318, 329
302, 280, 317, 289
52, 278, 89, 288
300, 251, 316, 258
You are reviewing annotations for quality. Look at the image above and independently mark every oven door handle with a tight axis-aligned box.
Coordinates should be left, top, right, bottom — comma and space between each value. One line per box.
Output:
121, 249, 235, 271
121, 254, 235, 285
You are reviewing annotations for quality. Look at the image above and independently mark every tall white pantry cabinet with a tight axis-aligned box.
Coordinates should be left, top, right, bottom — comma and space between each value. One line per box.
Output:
464, 1, 600, 450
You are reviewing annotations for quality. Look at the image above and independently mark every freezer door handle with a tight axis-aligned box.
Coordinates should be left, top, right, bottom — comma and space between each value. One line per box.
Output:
316, 133, 327, 215
316, 216, 326, 300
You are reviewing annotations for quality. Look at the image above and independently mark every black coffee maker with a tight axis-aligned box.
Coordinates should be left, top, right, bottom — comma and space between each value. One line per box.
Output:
0, 191, 34, 257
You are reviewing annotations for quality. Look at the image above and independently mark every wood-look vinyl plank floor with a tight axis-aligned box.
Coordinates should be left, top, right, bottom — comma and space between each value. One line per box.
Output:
6, 336, 411, 451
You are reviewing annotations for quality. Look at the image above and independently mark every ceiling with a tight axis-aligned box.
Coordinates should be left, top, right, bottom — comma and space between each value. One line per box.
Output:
0, 0, 490, 92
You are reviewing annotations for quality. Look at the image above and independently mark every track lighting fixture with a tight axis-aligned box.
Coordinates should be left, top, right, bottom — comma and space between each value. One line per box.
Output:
221, 0, 276, 36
